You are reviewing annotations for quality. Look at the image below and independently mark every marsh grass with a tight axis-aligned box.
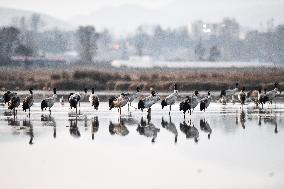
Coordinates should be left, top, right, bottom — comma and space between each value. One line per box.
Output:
0, 66, 283, 91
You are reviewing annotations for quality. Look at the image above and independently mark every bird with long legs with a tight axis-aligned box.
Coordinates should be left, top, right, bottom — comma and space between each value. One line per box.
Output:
238, 87, 246, 109
68, 92, 81, 114
8, 94, 20, 117
89, 88, 99, 110
109, 93, 129, 115
22, 88, 34, 117
41, 88, 57, 114
161, 84, 178, 115
200, 91, 211, 112
138, 89, 160, 116
125, 87, 141, 112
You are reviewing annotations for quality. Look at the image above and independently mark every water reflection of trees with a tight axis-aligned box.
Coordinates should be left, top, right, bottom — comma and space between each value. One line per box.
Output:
137, 116, 160, 143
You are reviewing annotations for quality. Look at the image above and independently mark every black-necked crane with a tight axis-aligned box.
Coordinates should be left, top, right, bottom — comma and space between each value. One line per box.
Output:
238, 87, 246, 109
8, 93, 20, 116
41, 88, 57, 114
220, 82, 239, 104
200, 91, 211, 112
109, 93, 129, 115
3, 91, 17, 105
161, 84, 178, 114
138, 89, 160, 114
125, 87, 141, 111
179, 91, 200, 118
22, 88, 34, 116
89, 88, 99, 110
68, 92, 81, 114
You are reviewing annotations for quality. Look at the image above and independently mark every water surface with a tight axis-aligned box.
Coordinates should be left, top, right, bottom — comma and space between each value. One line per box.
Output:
0, 102, 284, 189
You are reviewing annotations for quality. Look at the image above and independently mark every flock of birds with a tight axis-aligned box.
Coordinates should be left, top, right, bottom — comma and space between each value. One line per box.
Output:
0, 82, 282, 117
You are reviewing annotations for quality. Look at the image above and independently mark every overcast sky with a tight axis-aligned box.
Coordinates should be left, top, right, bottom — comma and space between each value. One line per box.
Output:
1, 0, 284, 33
0, 0, 172, 20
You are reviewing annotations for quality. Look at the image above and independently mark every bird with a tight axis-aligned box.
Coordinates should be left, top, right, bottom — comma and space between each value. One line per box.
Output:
138, 89, 160, 114
220, 83, 239, 103
200, 91, 211, 112
124, 87, 141, 111
3, 91, 17, 105
263, 83, 281, 105
109, 93, 129, 115
60, 96, 64, 106
161, 84, 178, 114
8, 94, 20, 116
238, 87, 246, 109
89, 88, 99, 110
247, 89, 261, 107
179, 96, 191, 118
22, 88, 34, 116
179, 91, 200, 118
68, 92, 81, 114
41, 88, 57, 114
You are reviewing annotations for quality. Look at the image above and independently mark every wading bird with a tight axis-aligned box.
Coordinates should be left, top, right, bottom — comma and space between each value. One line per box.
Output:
22, 88, 34, 116
138, 89, 160, 115
238, 87, 246, 109
200, 91, 211, 112
109, 93, 129, 115
161, 84, 178, 114
124, 87, 141, 111
3, 91, 17, 105
89, 88, 99, 110
69, 92, 81, 114
220, 83, 239, 104
41, 88, 57, 114
8, 94, 20, 116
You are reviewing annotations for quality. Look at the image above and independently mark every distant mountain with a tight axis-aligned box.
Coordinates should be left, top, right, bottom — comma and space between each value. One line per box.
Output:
69, 0, 284, 34
0, 7, 74, 31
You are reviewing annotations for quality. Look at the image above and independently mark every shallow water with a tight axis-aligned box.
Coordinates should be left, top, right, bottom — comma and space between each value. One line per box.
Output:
0, 102, 284, 189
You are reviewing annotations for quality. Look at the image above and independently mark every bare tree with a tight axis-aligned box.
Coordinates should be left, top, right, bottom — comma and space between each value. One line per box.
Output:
0, 27, 20, 64
76, 26, 98, 64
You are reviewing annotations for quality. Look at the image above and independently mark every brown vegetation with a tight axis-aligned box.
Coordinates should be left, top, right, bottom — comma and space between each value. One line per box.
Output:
0, 67, 283, 91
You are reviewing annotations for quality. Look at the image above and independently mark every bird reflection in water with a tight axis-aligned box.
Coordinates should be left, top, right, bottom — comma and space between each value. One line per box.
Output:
69, 117, 81, 138
109, 119, 129, 136
261, 116, 279, 134
240, 110, 246, 129
137, 116, 160, 143
161, 116, 178, 143
91, 116, 99, 140
41, 114, 56, 138
180, 119, 199, 143
23, 118, 34, 145
200, 118, 212, 139
7, 117, 20, 127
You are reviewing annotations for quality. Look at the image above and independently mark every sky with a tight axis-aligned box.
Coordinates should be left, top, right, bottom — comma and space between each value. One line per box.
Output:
1, 0, 284, 34
0, 0, 172, 20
